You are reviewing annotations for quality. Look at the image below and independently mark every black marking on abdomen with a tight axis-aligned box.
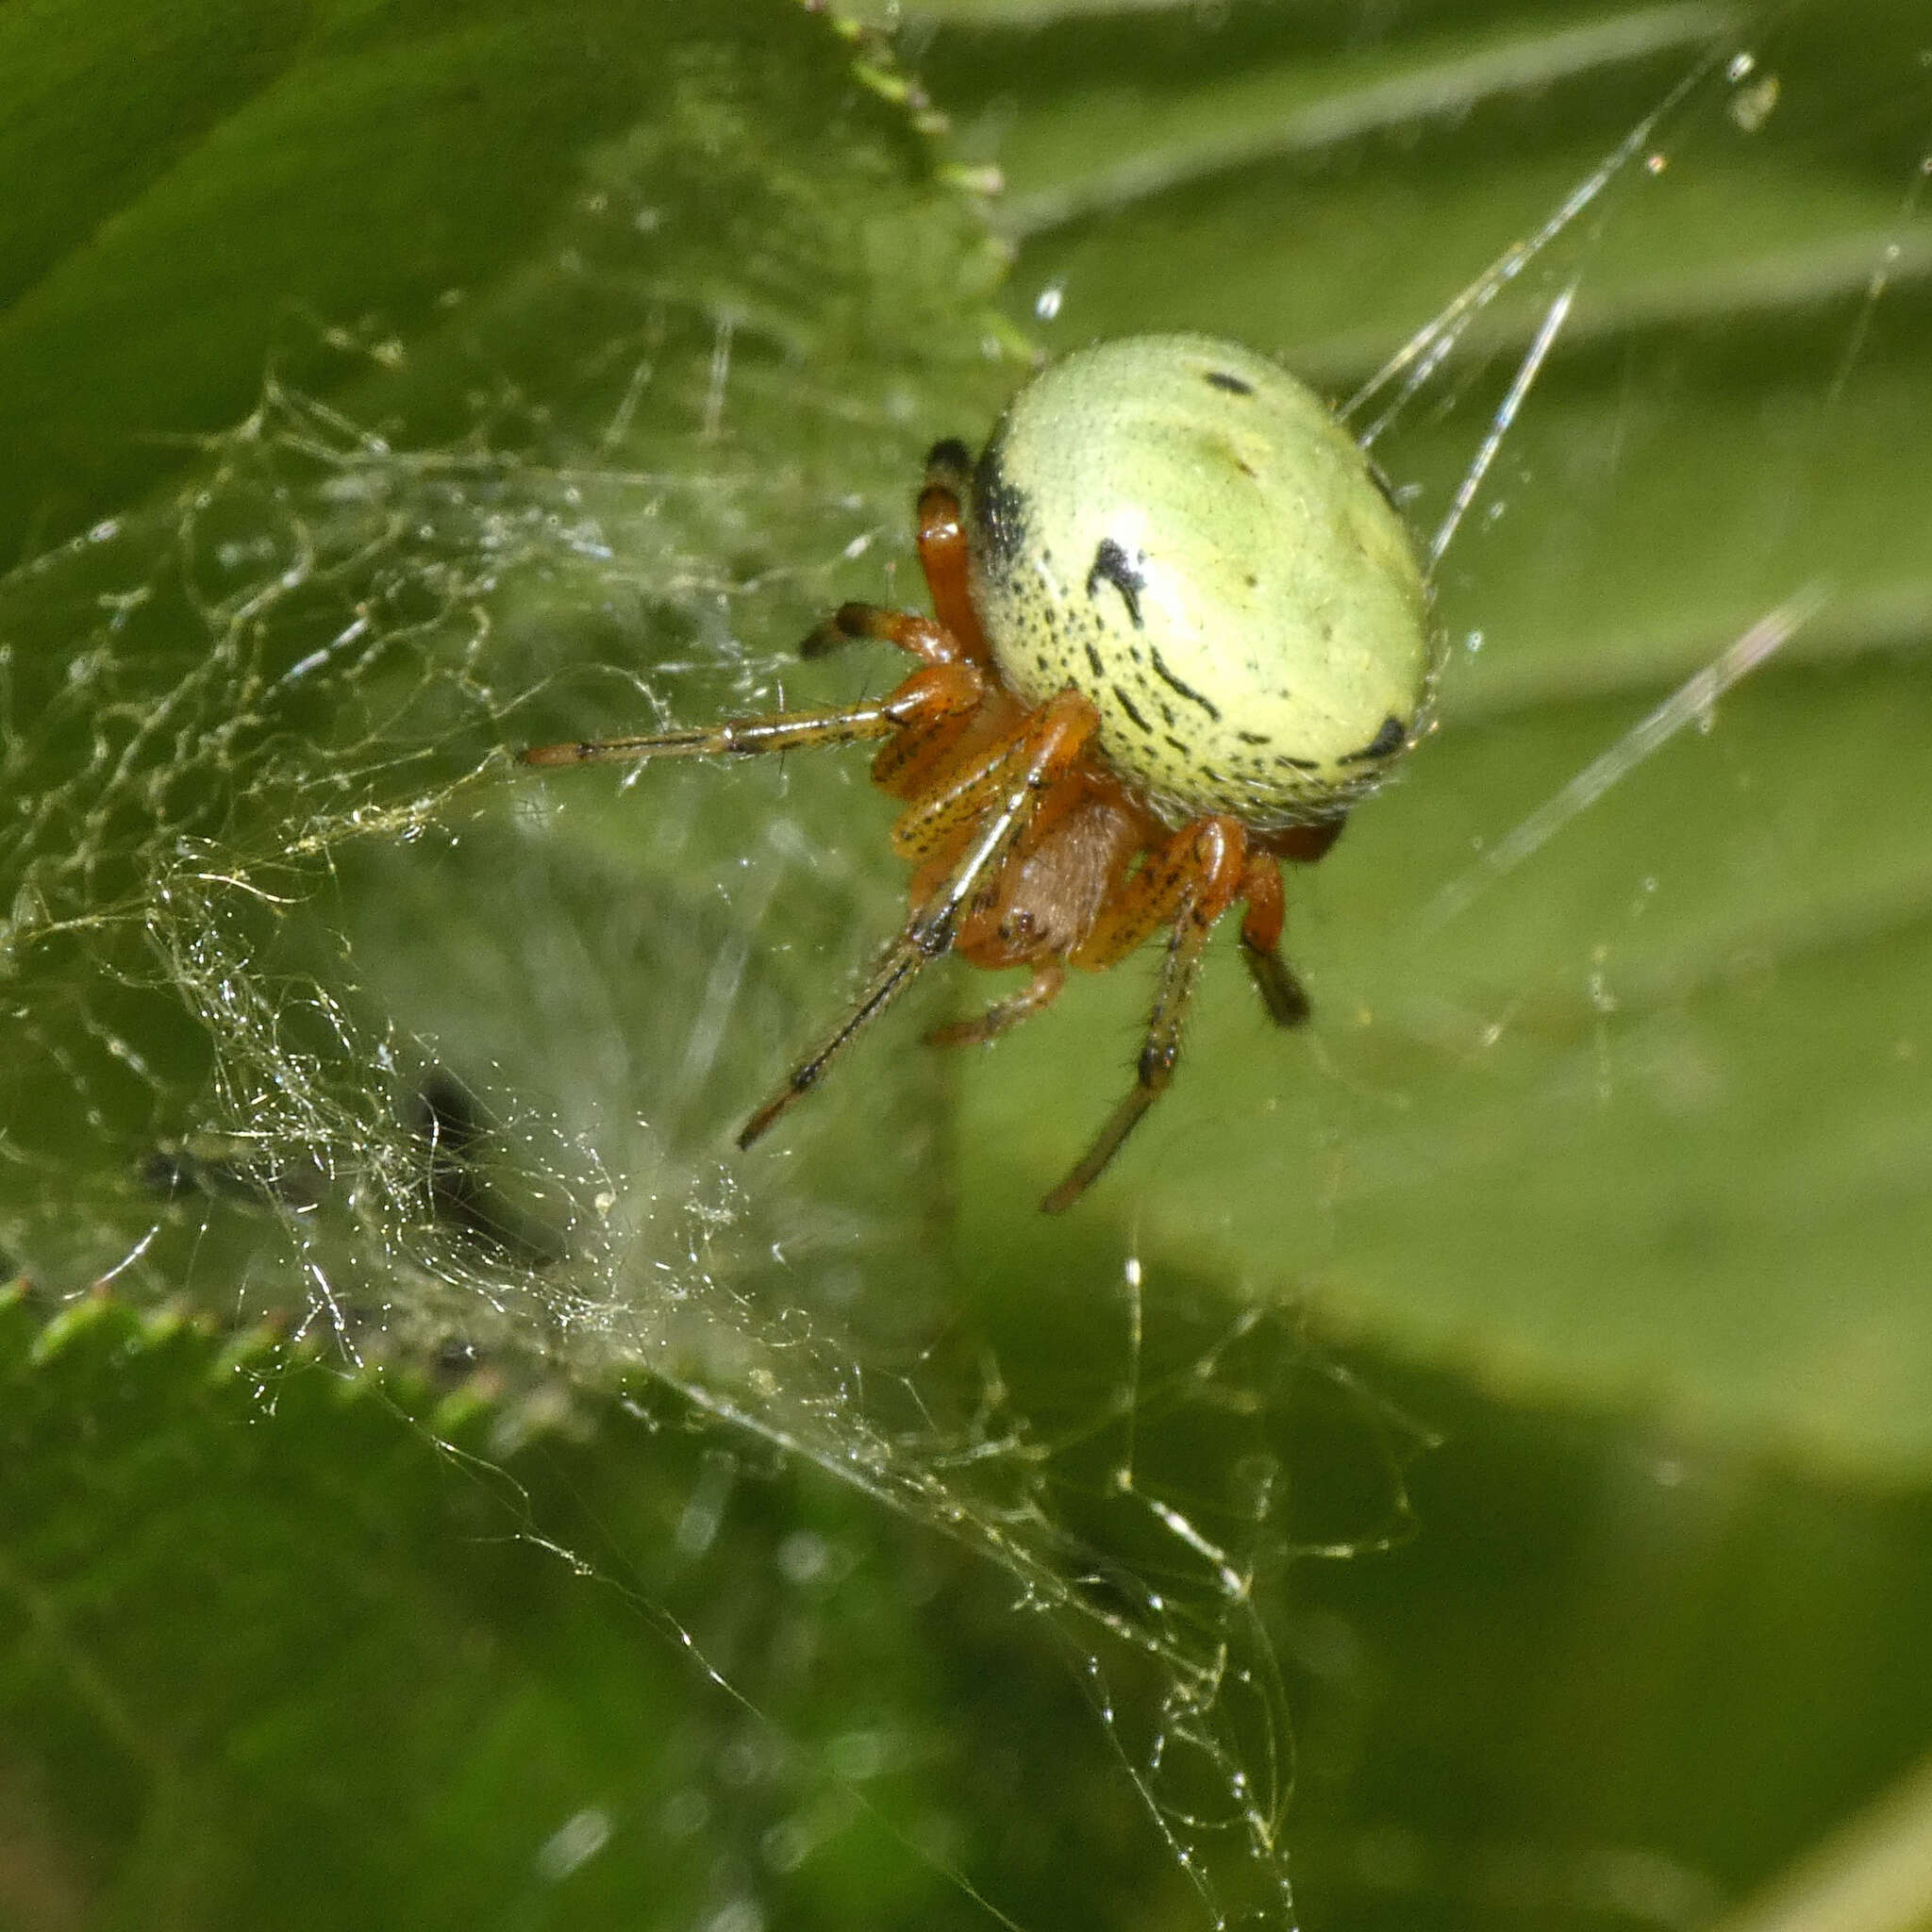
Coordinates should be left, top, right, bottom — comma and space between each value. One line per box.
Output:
1236, 728, 1270, 745
1113, 687, 1152, 733
1148, 645, 1221, 721
1206, 370, 1255, 395
1340, 714, 1408, 763
1086, 539, 1145, 627
973, 438, 1030, 570
1084, 638, 1106, 679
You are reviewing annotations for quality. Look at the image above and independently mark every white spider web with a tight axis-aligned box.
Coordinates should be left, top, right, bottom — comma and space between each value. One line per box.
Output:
2, 10, 1925, 1928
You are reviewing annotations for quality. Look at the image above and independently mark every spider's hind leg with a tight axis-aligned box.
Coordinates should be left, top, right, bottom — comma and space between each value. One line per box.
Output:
1236, 854, 1311, 1028
1044, 816, 1249, 1214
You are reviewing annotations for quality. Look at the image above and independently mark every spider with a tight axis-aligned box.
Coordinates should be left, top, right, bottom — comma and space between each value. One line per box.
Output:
522, 334, 1431, 1212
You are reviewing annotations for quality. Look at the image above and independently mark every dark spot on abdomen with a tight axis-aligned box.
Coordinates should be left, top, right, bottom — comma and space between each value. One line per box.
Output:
1340, 715, 1409, 763
1206, 371, 1255, 395
1149, 645, 1221, 722
1086, 539, 1145, 628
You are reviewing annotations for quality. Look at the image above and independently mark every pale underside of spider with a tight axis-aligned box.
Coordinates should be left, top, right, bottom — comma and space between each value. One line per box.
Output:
523, 439, 1347, 1214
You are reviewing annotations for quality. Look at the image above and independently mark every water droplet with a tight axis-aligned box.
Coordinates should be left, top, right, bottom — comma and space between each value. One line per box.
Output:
1729, 75, 1780, 133
535, 1808, 610, 1883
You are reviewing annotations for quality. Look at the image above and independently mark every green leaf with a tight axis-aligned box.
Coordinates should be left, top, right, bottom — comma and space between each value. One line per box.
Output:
0, 1286, 1107, 1927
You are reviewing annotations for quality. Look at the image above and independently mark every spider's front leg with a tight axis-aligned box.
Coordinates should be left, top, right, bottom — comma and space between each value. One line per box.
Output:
738, 689, 1100, 1150
518, 660, 984, 769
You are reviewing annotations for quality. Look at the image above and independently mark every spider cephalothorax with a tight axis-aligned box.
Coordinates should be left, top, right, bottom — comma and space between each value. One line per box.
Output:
524, 334, 1431, 1211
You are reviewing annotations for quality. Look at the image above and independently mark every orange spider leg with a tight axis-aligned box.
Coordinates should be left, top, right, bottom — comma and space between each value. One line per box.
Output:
886, 690, 1099, 872
739, 689, 1100, 1150
927, 962, 1067, 1047
1043, 815, 1250, 1214
916, 440, 991, 663
1257, 818, 1346, 866
518, 660, 983, 768
798, 446, 987, 669
1070, 815, 1246, 970
871, 679, 1005, 800
1236, 853, 1312, 1027
803, 601, 964, 668
926, 757, 1108, 924
796, 600, 1008, 799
